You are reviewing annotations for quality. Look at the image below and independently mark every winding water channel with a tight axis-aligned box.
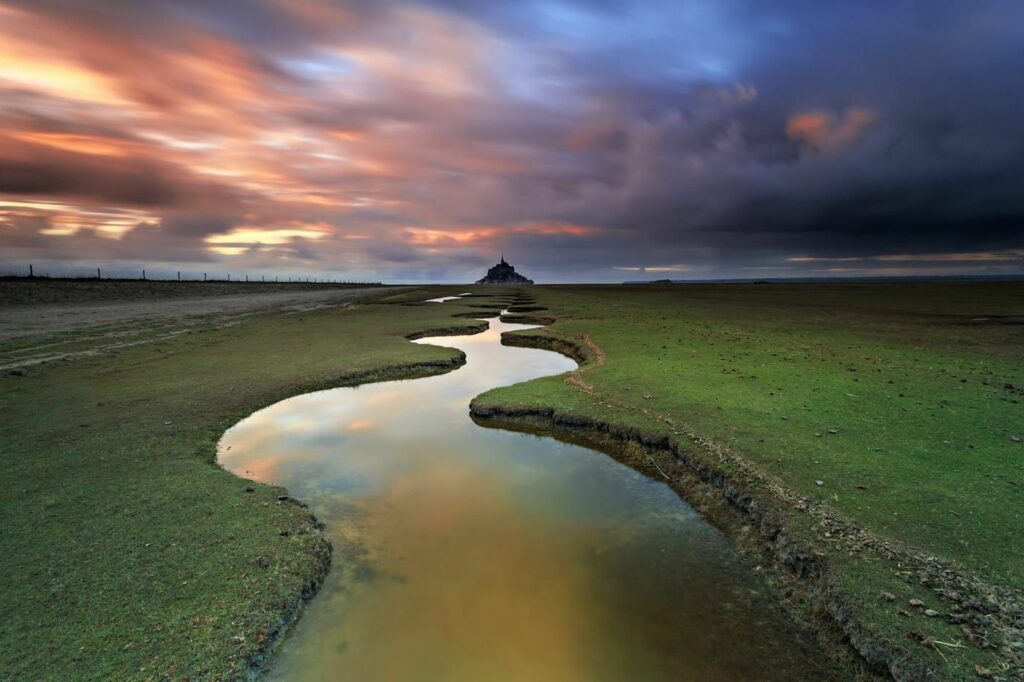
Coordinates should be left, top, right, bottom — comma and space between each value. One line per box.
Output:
219, 302, 830, 681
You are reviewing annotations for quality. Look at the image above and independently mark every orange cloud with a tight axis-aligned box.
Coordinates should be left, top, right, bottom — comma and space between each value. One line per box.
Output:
786, 107, 878, 153
405, 227, 500, 245
511, 222, 597, 237
0, 200, 157, 238
206, 223, 333, 246
11, 132, 129, 157
404, 222, 597, 246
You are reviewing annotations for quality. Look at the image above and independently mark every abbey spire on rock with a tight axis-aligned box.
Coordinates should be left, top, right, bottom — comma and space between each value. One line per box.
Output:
475, 256, 534, 285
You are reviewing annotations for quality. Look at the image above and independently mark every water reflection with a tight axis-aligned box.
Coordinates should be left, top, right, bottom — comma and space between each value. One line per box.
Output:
219, 310, 829, 681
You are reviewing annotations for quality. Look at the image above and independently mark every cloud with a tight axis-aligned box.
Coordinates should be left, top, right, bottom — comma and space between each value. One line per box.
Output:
786, 108, 877, 154
0, 0, 1022, 281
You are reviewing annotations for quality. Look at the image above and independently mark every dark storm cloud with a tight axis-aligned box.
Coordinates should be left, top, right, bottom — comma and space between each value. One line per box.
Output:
1, 0, 1022, 280
0, 138, 240, 208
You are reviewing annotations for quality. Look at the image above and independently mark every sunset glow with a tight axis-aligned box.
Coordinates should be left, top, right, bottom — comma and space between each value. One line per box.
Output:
1, 1, 1022, 281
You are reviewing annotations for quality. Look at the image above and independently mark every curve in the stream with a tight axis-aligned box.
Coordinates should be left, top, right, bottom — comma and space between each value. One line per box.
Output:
218, 299, 832, 681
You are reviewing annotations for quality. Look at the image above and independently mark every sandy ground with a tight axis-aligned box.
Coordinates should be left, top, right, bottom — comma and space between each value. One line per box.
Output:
1, 287, 393, 339
0, 286, 401, 369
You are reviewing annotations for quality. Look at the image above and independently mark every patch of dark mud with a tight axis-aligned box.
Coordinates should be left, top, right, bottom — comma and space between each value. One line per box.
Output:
505, 305, 547, 313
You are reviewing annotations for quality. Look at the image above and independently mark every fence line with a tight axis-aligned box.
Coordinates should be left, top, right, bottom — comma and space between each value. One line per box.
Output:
0, 265, 382, 286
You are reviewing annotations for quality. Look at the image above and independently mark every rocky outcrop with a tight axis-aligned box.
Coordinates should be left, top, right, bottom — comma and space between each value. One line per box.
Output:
475, 257, 534, 285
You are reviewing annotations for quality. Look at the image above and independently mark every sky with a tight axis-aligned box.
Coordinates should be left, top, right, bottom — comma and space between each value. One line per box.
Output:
1, 0, 1023, 283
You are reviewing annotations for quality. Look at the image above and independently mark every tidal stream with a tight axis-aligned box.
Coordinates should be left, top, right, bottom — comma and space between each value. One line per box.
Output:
219, 303, 830, 681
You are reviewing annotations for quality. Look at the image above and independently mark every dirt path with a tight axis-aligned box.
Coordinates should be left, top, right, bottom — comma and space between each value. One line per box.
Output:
0, 286, 401, 369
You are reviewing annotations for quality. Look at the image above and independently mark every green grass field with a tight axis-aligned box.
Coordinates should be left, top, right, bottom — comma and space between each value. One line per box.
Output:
475, 282, 1024, 680
2, 281, 1021, 680
0, 289, 483, 680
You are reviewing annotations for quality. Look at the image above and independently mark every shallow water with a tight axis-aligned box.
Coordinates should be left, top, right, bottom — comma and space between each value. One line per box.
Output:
219, 308, 830, 681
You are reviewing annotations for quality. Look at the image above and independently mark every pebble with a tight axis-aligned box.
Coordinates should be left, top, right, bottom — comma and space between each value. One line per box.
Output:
826, 428, 839, 435
909, 598, 925, 607
1011, 435, 1021, 443
256, 556, 271, 568
815, 480, 824, 486
975, 665, 992, 679
924, 609, 939, 617
883, 592, 896, 602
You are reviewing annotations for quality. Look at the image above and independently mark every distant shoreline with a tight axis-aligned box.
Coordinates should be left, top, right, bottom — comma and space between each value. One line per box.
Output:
624, 274, 1024, 284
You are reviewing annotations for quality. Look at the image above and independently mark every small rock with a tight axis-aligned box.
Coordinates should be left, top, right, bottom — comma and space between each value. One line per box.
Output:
164, 421, 172, 425
277, 495, 289, 502
815, 480, 824, 486
908, 630, 935, 647
827, 428, 839, 435
883, 592, 896, 601
1011, 435, 1021, 443
909, 598, 925, 608
975, 665, 992, 679
924, 609, 939, 617
980, 601, 1000, 613
244, 486, 254, 493
896, 608, 912, 617
814, 432, 822, 437
256, 556, 271, 568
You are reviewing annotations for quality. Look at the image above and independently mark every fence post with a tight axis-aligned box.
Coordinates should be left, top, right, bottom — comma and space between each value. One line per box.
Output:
97, 267, 101, 279
142, 269, 146, 281
29, 264, 33, 277
204, 273, 207, 281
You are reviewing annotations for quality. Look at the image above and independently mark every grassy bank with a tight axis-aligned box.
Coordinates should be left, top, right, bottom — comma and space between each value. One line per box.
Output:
4, 281, 1021, 680
0, 288, 484, 679
473, 283, 1024, 681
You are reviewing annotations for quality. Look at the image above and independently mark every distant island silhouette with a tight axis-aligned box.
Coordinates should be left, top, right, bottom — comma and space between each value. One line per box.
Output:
475, 256, 533, 285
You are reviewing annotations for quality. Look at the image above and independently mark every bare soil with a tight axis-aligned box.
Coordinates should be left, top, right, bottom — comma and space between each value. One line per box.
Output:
0, 281, 396, 341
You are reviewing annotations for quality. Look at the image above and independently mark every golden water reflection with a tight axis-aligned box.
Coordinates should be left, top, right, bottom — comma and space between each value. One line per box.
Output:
219, 312, 830, 681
